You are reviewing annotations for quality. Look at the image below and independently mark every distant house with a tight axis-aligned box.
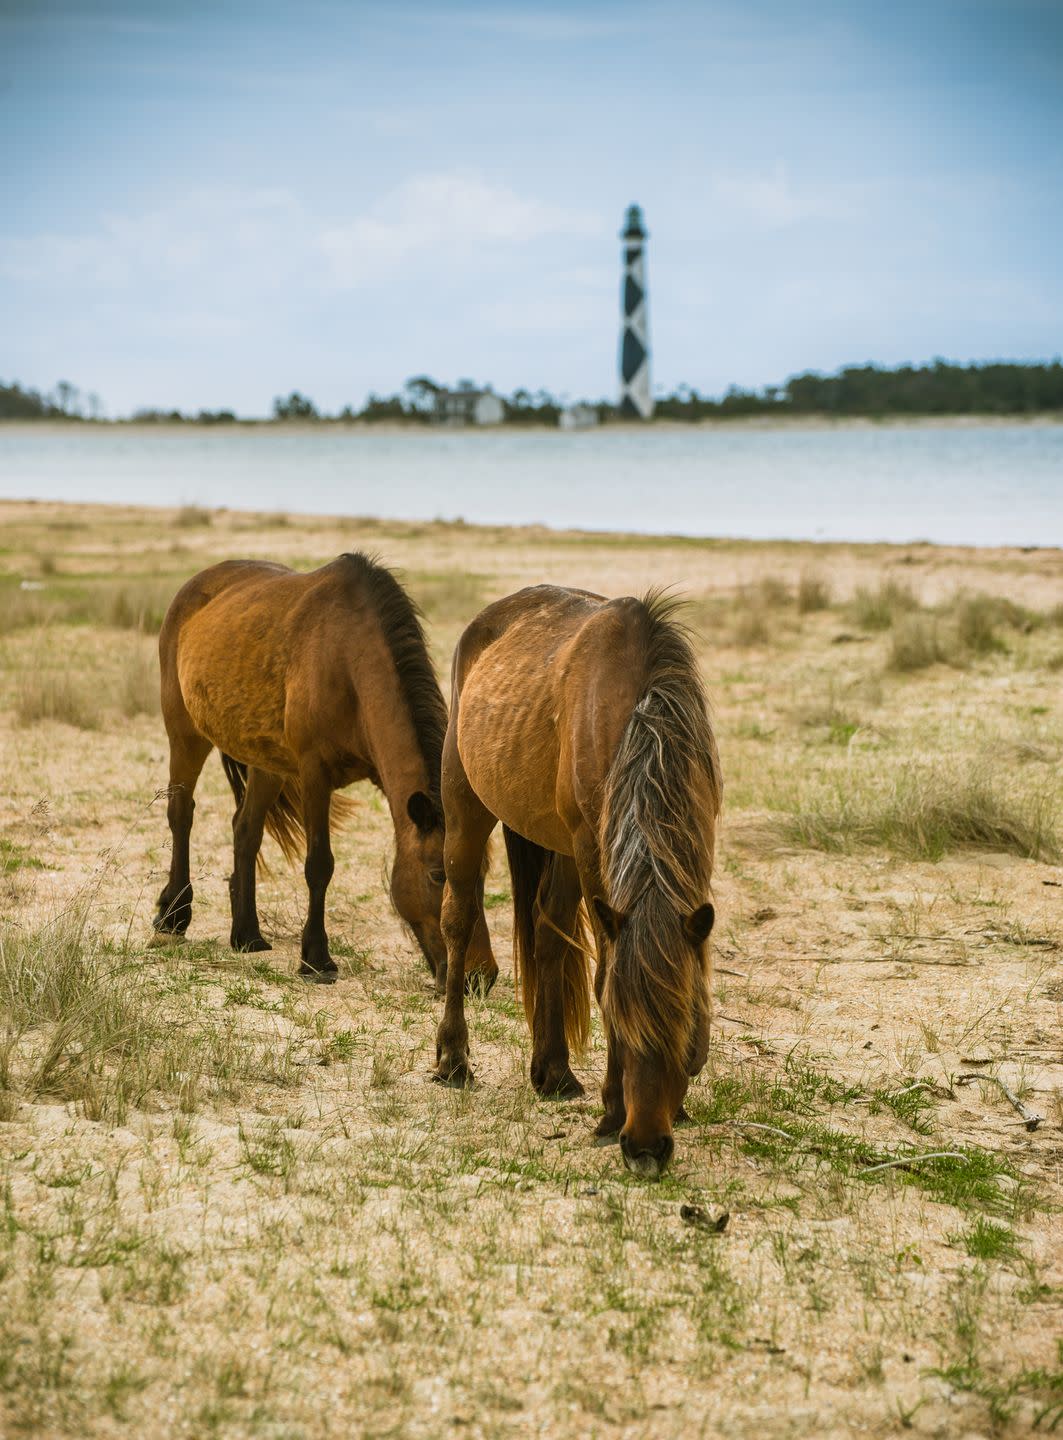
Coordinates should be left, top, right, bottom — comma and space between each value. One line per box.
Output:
433, 385, 505, 427
558, 403, 599, 431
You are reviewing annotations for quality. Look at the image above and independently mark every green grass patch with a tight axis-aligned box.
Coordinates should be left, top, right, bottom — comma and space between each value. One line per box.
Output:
951, 1217, 1021, 1261
0, 840, 43, 876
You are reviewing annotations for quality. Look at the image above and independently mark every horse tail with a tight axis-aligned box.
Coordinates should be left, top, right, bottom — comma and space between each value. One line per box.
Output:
503, 825, 591, 1055
220, 755, 356, 870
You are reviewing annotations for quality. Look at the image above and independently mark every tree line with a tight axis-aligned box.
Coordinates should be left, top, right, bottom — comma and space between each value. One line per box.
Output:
3, 360, 1062, 424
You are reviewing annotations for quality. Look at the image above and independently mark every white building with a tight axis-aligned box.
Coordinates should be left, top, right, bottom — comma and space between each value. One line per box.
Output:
558, 403, 600, 431
434, 386, 505, 426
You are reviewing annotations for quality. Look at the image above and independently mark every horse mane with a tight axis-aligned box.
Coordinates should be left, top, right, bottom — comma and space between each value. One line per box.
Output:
599, 590, 722, 1069
340, 553, 448, 800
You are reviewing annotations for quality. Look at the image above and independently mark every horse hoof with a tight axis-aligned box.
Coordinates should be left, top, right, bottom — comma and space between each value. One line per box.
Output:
532, 1067, 585, 1100
299, 963, 338, 985
593, 1115, 623, 1144
153, 913, 189, 936
592, 1131, 620, 1148
232, 936, 271, 954
433, 1055, 472, 1087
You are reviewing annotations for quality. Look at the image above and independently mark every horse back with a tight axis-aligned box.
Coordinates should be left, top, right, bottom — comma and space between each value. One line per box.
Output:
451, 586, 650, 850
161, 559, 370, 779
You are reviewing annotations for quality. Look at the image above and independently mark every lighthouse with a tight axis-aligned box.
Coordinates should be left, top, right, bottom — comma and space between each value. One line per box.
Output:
618, 203, 653, 419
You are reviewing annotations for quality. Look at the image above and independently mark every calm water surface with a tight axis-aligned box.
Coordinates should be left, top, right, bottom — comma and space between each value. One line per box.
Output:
1, 424, 1060, 547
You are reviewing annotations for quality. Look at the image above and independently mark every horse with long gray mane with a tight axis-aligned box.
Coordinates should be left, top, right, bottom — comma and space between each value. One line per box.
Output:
435, 585, 721, 1176
153, 553, 496, 987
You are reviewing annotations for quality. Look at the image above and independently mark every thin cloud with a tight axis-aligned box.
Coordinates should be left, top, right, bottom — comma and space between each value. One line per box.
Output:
318, 173, 600, 289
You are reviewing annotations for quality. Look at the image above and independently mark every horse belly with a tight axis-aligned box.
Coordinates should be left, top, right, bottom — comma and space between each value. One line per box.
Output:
457, 675, 571, 855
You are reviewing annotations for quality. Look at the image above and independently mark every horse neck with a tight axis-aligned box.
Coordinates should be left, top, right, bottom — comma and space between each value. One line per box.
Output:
354, 629, 437, 826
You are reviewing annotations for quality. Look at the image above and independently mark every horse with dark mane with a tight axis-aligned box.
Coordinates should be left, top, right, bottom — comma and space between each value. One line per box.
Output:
435, 585, 721, 1176
153, 553, 496, 986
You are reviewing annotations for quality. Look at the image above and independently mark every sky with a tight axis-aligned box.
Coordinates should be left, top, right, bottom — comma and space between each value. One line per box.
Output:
1, 0, 1061, 417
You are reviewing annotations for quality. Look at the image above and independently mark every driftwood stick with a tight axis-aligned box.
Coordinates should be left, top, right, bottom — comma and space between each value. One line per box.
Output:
862, 1151, 968, 1174
715, 967, 749, 979
731, 1122, 796, 1141
955, 1073, 1044, 1132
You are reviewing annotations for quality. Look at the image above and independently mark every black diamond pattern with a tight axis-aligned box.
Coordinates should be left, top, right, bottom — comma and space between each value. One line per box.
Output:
621, 329, 646, 383
624, 276, 643, 316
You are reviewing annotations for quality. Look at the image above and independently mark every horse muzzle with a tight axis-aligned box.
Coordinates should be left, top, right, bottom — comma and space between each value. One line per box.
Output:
619, 1132, 674, 1179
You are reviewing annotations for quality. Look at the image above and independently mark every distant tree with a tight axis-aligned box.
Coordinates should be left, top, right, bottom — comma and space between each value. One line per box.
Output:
503, 386, 560, 426
272, 391, 318, 421
196, 409, 237, 425
403, 375, 441, 417
55, 380, 79, 416
359, 392, 407, 423
87, 392, 102, 421
0, 381, 57, 419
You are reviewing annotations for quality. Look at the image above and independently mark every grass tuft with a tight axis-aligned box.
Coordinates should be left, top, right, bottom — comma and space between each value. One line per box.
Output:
175, 505, 212, 528
773, 759, 1059, 861
952, 1218, 1020, 1261
797, 571, 832, 613
888, 614, 951, 671
850, 578, 919, 631
14, 667, 102, 729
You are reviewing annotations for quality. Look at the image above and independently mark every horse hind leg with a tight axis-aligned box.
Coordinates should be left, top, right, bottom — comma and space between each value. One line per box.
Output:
154, 728, 212, 935
229, 767, 283, 952
528, 852, 586, 1100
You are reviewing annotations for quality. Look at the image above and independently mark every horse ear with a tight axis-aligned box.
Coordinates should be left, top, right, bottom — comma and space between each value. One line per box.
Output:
685, 903, 715, 946
592, 896, 626, 941
406, 791, 440, 833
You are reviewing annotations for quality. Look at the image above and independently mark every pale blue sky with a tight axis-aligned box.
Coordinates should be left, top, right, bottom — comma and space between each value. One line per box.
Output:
2, 0, 1061, 416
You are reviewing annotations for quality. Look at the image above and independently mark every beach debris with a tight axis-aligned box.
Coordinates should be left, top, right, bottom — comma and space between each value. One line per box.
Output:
679, 1204, 729, 1233
955, 1072, 1044, 1131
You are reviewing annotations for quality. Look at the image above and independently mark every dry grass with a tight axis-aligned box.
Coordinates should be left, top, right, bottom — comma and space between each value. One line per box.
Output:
0, 902, 301, 1123
118, 643, 162, 716
14, 666, 102, 729
405, 568, 486, 622
796, 570, 831, 612
850, 576, 920, 630
888, 613, 952, 671
0, 578, 176, 636
175, 505, 212, 528
773, 758, 1060, 861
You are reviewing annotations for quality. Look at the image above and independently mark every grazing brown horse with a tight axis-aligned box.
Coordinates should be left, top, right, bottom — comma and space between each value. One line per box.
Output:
153, 553, 496, 987
435, 585, 721, 1177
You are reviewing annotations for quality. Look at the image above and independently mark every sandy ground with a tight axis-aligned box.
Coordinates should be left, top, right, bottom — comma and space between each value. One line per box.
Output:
0, 499, 1061, 1439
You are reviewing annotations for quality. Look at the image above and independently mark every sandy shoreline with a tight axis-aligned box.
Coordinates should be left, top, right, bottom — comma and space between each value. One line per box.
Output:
2, 412, 1062, 438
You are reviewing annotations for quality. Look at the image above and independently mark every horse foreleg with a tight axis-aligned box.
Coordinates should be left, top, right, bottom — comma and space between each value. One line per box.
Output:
593, 1027, 626, 1141
434, 738, 494, 1083
229, 767, 283, 952
571, 825, 624, 1137
299, 762, 337, 983
529, 854, 585, 1099
154, 730, 212, 935
435, 869, 481, 1085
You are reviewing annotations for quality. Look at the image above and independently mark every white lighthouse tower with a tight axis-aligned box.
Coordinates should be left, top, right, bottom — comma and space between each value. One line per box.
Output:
618, 203, 653, 419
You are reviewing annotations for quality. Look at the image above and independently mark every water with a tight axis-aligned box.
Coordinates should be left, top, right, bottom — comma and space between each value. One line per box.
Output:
1, 422, 1061, 547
